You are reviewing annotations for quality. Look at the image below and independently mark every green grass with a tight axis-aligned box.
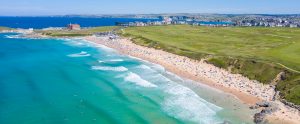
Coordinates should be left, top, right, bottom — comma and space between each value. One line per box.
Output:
276, 72, 300, 105
120, 25, 300, 104
206, 57, 283, 84
36, 26, 118, 37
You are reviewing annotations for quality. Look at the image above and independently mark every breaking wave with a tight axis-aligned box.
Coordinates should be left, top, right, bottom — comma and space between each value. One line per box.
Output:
134, 64, 223, 123
98, 59, 124, 63
91, 66, 128, 72
162, 83, 222, 123
108, 59, 124, 62
67, 51, 90, 57
124, 72, 157, 88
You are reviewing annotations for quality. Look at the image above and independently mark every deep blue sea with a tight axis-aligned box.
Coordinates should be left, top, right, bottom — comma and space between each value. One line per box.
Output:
0, 17, 159, 29
0, 33, 256, 124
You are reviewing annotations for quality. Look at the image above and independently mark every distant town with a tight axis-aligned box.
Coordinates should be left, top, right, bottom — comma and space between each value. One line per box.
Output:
63, 14, 300, 28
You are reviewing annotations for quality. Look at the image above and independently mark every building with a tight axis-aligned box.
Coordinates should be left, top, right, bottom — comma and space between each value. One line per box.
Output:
163, 17, 172, 25
289, 24, 298, 28
67, 24, 81, 30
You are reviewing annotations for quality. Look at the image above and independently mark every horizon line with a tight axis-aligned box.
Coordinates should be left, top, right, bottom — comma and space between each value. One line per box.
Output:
1, 13, 300, 17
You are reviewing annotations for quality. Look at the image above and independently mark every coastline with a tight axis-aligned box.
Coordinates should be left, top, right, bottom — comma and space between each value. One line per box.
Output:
84, 35, 272, 104
8, 30, 299, 123
83, 35, 300, 124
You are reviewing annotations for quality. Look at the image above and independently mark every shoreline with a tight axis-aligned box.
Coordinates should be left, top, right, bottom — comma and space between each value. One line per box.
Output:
83, 35, 300, 124
84, 35, 272, 104
10, 31, 299, 123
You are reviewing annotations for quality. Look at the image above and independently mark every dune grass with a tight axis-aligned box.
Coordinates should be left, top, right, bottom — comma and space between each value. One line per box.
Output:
120, 25, 300, 104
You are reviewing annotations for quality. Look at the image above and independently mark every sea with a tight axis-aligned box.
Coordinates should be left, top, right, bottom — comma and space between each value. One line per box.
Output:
0, 17, 160, 29
0, 17, 255, 124
0, 17, 232, 29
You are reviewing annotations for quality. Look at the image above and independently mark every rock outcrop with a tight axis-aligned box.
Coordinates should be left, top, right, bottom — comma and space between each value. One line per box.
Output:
251, 101, 279, 124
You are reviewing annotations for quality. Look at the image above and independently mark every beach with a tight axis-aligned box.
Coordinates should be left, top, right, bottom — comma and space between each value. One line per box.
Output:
84, 36, 274, 103
84, 35, 300, 124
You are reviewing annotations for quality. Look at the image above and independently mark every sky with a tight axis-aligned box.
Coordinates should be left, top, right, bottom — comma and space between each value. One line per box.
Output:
1, 0, 300, 16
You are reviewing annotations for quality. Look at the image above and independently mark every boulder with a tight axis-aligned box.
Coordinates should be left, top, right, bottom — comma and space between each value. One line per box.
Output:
256, 101, 271, 107
250, 105, 259, 109
254, 113, 265, 124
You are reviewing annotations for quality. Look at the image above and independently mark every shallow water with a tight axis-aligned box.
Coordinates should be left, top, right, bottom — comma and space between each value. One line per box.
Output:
0, 33, 255, 124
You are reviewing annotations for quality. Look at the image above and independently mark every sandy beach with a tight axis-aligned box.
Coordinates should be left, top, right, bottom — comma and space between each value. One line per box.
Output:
84, 35, 300, 124
85, 36, 274, 103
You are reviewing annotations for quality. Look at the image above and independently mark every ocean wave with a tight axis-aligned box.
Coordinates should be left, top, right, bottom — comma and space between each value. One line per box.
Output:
94, 44, 115, 51
98, 60, 104, 63
162, 83, 222, 124
91, 66, 128, 72
124, 72, 157, 88
63, 38, 116, 53
63, 39, 88, 47
136, 64, 152, 70
67, 51, 91, 57
98, 59, 124, 64
66, 41, 85, 46
150, 64, 166, 72
4, 35, 15, 39
5, 34, 23, 39
108, 59, 124, 62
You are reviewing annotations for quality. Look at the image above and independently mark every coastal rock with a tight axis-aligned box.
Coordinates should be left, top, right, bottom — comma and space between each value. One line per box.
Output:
249, 105, 259, 109
253, 101, 279, 123
254, 112, 265, 124
281, 99, 300, 111
256, 101, 271, 107
261, 108, 273, 114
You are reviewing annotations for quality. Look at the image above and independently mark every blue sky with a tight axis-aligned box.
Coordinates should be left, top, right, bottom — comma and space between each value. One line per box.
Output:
1, 0, 300, 16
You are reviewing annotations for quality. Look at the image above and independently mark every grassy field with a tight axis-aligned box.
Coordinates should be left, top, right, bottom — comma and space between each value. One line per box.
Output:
119, 25, 300, 104
36, 26, 118, 37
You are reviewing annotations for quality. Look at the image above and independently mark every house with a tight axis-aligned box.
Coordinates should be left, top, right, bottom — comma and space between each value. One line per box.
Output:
135, 22, 146, 26
67, 24, 81, 30
163, 17, 172, 25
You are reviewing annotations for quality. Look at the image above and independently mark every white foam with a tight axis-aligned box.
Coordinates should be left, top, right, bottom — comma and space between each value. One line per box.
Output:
97, 59, 124, 64
5, 35, 15, 38
5, 34, 23, 39
162, 83, 222, 124
63, 38, 107, 48
68, 41, 84, 46
124, 72, 157, 88
109, 59, 124, 62
136, 64, 152, 70
165, 71, 184, 82
83, 39, 116, 52
91, 66, 128, 72
67, 51, 91, 57
150, 64, 166, 72
94, 44, 115, 51
63, 39, 88, 47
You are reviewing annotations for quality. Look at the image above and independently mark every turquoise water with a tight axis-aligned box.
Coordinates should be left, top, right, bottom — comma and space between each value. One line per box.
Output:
0, 33, 255, 124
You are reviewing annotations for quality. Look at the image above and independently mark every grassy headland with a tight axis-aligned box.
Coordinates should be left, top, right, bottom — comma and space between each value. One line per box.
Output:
36, 26, 118, 37
119, 25, 300, 104
0, 26, 11, 31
